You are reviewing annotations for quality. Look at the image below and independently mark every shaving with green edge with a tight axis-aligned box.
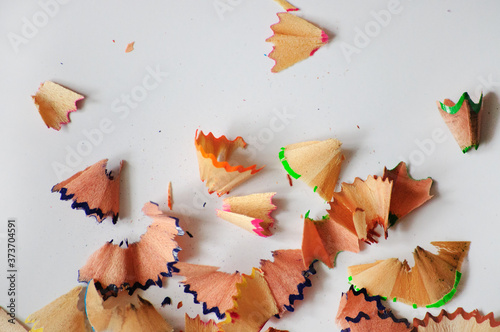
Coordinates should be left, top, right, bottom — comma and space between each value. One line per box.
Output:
439, 92, 483, 114
347, 242, 470, 309
279, 147, 301, 179
437, 92, 483, 153
426, 270, 462, 308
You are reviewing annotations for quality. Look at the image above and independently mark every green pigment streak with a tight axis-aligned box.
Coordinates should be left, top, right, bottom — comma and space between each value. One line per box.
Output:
439, 92, 483, 115
304, 210, 311, 219
413, 304, 417, 309
462, 144, 479, 154
313, 186, 318, 192
347, 276, 361, 291
380, 296, 387, 301
279, 147, 301, 179
393, 297, 397, 302
425, 270, 462, 308
322, 214, 329, 220
332, 251, 343, 267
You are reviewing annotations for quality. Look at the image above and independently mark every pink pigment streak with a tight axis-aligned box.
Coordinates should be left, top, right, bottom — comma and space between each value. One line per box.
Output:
286, 8, 299, 12
266, 13, 286, 73
38, 82, 85, 131
321, 31, 329, 43
309, 32, 328, 56
251, 192, 277, 237
50, 97, 84, 131
222, 203, 231, 212
251, 219, 272, 237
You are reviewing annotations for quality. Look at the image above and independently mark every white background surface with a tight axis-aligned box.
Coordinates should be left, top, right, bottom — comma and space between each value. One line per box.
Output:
1, 0, 500, 331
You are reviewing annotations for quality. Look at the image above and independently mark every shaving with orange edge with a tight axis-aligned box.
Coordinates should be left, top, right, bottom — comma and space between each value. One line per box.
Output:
195, 130, 263, 196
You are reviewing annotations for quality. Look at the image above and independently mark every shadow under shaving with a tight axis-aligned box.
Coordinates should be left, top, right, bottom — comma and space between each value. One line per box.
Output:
480, 91, 499, 146
270, 197, 288, 235
117, 160, 131, 220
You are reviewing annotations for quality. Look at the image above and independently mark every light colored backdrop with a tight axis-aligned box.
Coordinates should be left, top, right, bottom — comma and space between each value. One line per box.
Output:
1, 0, 499, 331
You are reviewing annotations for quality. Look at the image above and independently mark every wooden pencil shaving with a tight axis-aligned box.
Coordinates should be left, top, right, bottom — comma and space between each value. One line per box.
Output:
279, 138, 343, 201
216, 192, 277, 237
437, 92, 483, 153
78, 202, 183, 297
85, 280, 173, 332
266, 12, 329, 72
52, 159, 123, 223
413, 307, 500, 331
195, 130, 263, 196
32, 81, 84, 130
348, 241, 470, 308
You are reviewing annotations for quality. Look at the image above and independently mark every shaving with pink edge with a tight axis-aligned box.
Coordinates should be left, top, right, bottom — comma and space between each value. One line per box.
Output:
216, 192, 276, 237
32, 81, 84, 130
250, 218, 271, 237
266, 13, 329, 73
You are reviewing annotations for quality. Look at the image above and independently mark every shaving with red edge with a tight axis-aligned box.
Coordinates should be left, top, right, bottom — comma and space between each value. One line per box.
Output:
266, 13, 329, 72
32, 81, 84, 130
